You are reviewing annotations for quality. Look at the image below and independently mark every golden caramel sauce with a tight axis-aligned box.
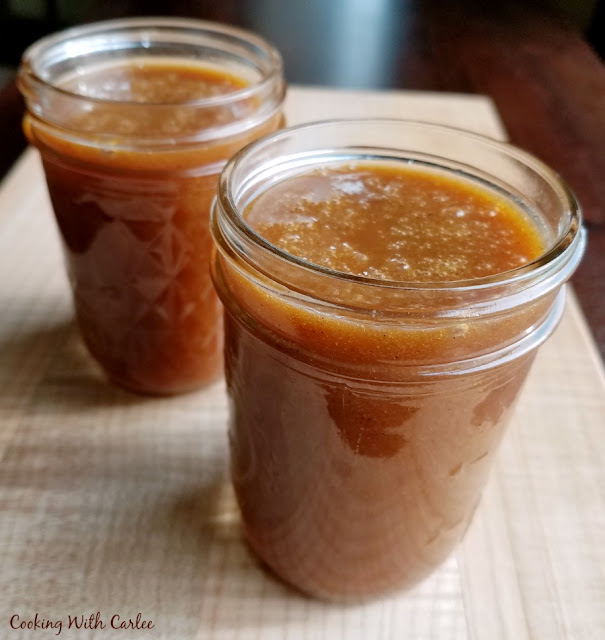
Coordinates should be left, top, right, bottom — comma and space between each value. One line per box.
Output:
29, 61, 280, 393
215, 161, 552, 599
59, 61, 252, 139
245, 163, 545, 281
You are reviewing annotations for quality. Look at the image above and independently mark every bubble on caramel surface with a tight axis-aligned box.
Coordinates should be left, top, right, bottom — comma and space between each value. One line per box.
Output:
244, 164, 545, 282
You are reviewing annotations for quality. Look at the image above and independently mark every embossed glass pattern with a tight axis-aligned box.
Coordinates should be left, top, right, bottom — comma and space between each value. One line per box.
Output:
18, 18, 285, 394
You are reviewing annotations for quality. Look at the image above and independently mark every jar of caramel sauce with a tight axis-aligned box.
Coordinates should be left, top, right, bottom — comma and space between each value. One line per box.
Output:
211, 120, 585, 600
18, 18, 285, 394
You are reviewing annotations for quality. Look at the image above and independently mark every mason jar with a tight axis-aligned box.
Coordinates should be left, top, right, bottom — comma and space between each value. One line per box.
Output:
211, 119, 585, 600
18, 17, 285, 394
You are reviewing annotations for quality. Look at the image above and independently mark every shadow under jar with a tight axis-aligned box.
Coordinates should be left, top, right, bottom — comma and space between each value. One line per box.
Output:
211, 120, 585, 601
18, 17, 285, 394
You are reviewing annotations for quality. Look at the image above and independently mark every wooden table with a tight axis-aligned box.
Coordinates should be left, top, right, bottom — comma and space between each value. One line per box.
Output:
1, 86, 604, 640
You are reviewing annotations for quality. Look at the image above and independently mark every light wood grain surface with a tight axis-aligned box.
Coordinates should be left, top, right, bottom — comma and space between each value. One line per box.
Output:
0, 88, 603, 639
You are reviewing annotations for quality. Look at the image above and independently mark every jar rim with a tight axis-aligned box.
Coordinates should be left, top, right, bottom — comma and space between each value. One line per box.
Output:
214, 118, 585, 296
18, 16, 284, 109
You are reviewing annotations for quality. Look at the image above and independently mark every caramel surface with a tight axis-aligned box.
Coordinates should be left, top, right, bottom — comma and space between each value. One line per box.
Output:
59, 61, 251, 139
245, 163, 544, 282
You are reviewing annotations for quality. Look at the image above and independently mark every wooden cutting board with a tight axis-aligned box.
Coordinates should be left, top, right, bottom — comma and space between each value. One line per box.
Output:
1, 87, 603, 639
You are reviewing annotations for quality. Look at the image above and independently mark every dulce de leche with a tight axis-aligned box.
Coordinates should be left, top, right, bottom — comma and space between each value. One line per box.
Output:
212, 118, 585, 601
18, 19, 285, 394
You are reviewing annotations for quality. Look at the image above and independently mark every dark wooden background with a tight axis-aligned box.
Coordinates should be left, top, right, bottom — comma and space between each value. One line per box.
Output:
1, 0, 604, 359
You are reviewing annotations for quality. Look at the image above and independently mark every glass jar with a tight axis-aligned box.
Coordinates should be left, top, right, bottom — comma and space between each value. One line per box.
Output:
211, 120, 585, 600
18, 17, 285, 394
